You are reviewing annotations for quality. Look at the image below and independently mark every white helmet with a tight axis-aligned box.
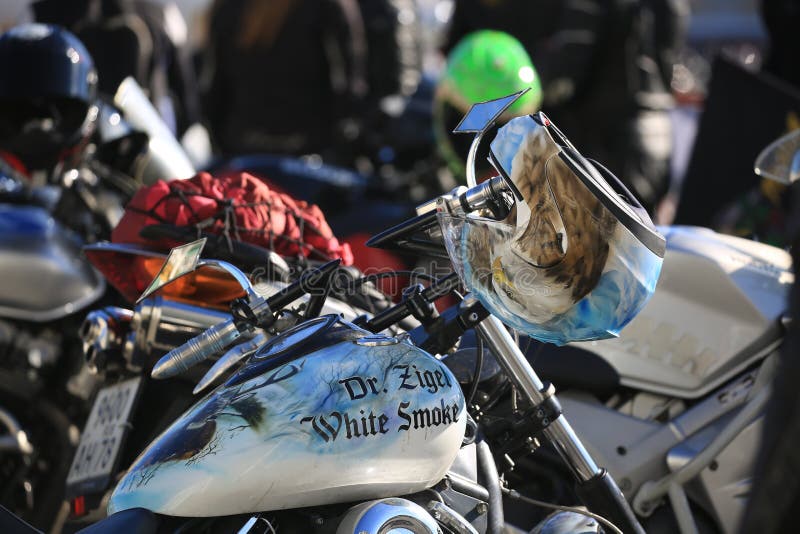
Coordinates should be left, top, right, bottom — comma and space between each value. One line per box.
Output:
439, 112, 665, 344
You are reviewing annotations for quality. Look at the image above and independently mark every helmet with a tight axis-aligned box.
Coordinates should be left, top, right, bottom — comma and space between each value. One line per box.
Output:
439, 112, 665, 345
0, 24, 98, 179
434, 30, 542, 180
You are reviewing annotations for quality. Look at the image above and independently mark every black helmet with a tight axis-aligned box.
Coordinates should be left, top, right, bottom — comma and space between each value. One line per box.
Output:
0, 23, 98, 179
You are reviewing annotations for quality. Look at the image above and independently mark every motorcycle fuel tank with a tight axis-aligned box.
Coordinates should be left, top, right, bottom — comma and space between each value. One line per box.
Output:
0, 204, 104, 322
109, 315, 466, 516
574, 226, 792, 398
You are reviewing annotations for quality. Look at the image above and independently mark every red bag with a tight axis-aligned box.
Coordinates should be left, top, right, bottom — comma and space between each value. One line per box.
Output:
112, 171, 353, 265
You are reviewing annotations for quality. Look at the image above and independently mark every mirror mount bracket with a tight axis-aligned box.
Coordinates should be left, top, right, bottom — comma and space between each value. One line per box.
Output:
453, 90, 529, 188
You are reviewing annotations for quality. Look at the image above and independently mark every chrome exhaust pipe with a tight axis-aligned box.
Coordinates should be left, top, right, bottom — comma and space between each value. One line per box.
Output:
80, 307, 134, 372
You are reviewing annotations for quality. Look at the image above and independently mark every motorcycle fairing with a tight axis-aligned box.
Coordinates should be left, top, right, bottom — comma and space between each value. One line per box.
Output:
575, 226, 792, 398
109, 316, 466, 516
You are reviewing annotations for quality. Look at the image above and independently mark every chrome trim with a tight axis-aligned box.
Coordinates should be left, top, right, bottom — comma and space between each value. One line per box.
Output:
194, 331, 268, 394
81, 307, 134, 371
139, 297, 230, 329
472, 306, 600, 482
236, 514, 276, 534
129, 297, 231, 359
336, 498, 440, 534
426, 501, 477, 534
465, 131, 483, 188
196, 258, 261, 300
356, 335, 400, 347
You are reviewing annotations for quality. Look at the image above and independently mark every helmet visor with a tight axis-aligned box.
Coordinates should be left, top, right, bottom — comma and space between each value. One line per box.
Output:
439, 114, 664, 344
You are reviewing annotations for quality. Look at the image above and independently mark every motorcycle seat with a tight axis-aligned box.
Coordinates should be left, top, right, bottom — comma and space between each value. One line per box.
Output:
77, 508, 159, 534
525, 341, 620, 398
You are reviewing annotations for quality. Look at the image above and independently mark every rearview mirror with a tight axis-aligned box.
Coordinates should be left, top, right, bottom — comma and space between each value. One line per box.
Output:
136, 238, 260, 305
137, 239, 207, 302
754, 129, 800, 184
453, 90, 528, 188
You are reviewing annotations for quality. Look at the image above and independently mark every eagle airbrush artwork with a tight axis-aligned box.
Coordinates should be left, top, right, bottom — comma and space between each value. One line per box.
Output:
441, 112, 664, 345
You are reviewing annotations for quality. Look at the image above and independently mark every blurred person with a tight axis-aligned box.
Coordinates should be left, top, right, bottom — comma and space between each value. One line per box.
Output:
28, 0, 201, 137
445, 0, 689, 214
761, 0, 800, 89
678, 0, 800, 245
201, 0, 369, 160
358, 0, 421, 101
0, 22, 128, 246
0, 22, 195, 241
350, 0, 428, 175
740, 135, 800, 534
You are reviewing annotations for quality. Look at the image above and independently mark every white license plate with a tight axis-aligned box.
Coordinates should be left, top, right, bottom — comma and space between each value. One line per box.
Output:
66, 377, 141, 496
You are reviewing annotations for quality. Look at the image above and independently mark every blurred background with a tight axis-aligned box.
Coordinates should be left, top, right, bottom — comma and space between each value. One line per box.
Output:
0, 0, 795, 239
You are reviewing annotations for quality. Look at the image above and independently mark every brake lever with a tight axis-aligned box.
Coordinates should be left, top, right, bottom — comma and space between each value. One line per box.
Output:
366, 175, 511, 255
365, 210, 445, 254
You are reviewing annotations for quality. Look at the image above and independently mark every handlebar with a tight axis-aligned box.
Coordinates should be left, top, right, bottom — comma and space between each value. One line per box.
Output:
356, 273, 461, 333
151, 318, 241, 379
149, 259, 341, 380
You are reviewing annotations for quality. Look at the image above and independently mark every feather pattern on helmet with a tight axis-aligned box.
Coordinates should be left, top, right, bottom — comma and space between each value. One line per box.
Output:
486, 123, 617, 322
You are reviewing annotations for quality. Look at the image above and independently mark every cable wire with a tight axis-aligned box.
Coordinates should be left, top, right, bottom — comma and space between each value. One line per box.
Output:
502, 487, 623, 534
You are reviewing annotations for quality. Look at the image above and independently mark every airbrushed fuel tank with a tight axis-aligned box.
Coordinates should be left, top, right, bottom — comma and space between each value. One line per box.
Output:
109, 315, 467, 516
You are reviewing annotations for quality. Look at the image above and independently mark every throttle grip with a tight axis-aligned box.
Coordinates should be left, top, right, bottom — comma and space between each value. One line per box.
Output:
151, 318, 241, 379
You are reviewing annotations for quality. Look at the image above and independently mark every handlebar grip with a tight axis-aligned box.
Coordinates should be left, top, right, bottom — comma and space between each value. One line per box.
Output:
151, 318, 241, 379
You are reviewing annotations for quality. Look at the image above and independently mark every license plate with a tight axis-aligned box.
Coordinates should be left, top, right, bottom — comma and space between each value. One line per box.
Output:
66, 377, 141, 497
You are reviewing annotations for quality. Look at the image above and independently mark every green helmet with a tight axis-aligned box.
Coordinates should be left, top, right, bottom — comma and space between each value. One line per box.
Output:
434, 30, 543, 181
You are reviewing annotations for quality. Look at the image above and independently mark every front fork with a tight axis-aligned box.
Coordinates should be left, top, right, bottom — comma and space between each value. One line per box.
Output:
467, 299, 645, 534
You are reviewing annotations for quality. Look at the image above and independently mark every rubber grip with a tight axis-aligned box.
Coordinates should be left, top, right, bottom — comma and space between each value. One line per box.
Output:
151, 318, 241, 379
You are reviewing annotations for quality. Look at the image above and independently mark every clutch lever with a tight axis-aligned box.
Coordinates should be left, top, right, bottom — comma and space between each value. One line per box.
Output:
365, 210, 445, 254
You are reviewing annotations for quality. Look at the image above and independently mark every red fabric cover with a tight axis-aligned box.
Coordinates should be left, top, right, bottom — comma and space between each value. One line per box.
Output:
112, 171, 353, 265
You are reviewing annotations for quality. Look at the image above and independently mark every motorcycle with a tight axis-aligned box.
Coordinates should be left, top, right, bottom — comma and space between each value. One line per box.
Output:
0, 77, 195, 529
485, 134, 796, 533
37, 92, 663, 534
519, 226, 785, 534
63, 231, 409, 527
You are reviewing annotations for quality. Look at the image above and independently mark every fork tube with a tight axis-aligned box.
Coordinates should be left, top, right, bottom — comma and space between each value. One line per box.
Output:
475, 313, 646, 534
474, 314, 600, 481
